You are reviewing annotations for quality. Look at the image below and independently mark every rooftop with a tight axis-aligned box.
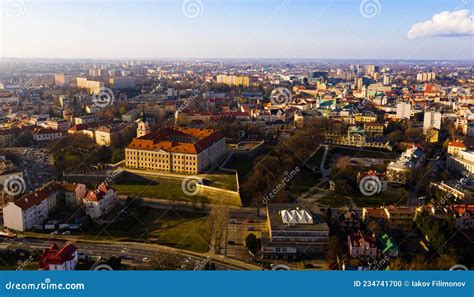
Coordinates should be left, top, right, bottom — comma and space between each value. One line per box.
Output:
126, 127, 225, 154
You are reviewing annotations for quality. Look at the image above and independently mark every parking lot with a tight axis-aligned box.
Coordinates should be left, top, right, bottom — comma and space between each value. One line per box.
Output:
21, 148, 57, 191
224, 209, 267, 262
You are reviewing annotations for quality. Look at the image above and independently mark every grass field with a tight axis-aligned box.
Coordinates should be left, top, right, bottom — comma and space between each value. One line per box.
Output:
317, 194, 351, 207
201, 172, 238, 191
151, 216, 212, 253
112, 183, 208, 202
93, 208, 212, 253
328, 147, 398, 159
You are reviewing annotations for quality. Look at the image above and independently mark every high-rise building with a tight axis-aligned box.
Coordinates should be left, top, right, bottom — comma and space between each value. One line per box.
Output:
396, 102, 412, 119
54, 73, 74, 86
76, 77, 104, 95
216, 75, 250, 87
416, 72, 436, 82
365, 65, 379, 76
423, 110, 442, 133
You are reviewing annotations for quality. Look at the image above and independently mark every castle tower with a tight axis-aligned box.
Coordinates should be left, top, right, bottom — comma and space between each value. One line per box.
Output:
136, 119, 150, 138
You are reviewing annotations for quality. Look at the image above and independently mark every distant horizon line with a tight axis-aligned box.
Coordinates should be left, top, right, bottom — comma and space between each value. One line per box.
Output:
1, 56, 473, 64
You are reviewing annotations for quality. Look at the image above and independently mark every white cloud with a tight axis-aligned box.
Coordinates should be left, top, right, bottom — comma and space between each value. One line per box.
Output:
407, 9, 474, 39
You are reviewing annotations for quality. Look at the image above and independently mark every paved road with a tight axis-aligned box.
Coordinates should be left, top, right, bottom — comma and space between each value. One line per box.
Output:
1, 236, 246, 270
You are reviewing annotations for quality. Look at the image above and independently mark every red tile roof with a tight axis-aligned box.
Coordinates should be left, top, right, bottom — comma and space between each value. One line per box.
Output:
127, 127, 225, 154
84, 183, 115, 202
39, 243, 77, 269
452, 204, 474, 215
14, 185, 56, 210
349, 231, 377, 248
449, 141, 467, 149
13, 182, 80, 210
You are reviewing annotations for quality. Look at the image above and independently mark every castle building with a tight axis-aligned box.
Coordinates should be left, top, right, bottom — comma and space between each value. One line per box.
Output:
125, 127, 226, 174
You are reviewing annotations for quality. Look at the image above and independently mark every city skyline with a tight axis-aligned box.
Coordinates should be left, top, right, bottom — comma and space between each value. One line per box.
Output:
1, 0, 473, 60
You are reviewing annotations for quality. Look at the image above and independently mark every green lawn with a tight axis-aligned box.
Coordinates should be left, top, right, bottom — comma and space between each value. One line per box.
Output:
87, 208, 212, 253
317, 194, 351, 207
202, 172, 238, 191
112, 183, 207, 202
151, 216, 212, 253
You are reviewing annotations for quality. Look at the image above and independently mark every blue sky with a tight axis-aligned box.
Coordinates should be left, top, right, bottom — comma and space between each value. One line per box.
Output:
1, 0, 473, 59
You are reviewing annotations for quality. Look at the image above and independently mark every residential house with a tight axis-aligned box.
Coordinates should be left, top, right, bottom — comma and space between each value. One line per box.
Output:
347, 231, 378, 260
83, 183, 119, 219
39, 243, 78, 270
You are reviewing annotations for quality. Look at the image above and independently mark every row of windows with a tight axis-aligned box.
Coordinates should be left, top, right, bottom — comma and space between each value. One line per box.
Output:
127, 150, 198, 160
